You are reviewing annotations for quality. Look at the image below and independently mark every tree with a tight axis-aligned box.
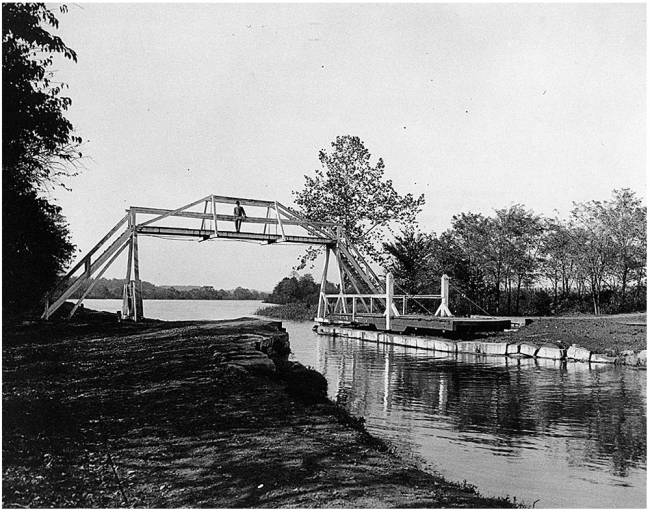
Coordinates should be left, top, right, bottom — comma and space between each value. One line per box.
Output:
266, 273, 336, 305
540, 219, 575, 309
493, 205, 543, 314
569, 201, 615, 315
3, 3, 81, 317
446, 212, 496, 312
597, 189, 646, 310
293, 136, 425, 266
383, 227, 436, 295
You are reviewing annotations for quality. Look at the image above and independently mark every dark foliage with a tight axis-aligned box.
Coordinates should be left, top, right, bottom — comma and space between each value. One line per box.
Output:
381, 189, 646, 316
276, 361, 328, 403
265, 274, 337, 305
3, 3, 81, 318
383, 227, 437, 295
255, 303, 318, 321
3, 189, 74, 315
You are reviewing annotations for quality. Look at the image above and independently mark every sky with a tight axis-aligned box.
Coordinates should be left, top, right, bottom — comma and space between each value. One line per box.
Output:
49, 3, 646, 291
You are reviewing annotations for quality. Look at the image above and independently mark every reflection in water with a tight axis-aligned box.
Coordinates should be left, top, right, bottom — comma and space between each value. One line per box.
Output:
306, 332, 646, 509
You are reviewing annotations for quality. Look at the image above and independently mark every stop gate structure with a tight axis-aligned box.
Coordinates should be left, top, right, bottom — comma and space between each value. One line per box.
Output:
42, 194, 509, 334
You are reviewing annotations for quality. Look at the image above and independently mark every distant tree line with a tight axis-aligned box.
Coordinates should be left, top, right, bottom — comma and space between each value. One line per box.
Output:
70, 278, 268, 301
383, 189, 646, 316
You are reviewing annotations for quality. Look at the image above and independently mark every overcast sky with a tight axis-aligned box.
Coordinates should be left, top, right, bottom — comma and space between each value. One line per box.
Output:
51, 3, 646, 291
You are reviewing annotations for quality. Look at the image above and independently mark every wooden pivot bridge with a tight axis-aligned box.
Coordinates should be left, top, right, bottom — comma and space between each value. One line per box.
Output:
317, 273, 510, 334
42, 194, 509, 334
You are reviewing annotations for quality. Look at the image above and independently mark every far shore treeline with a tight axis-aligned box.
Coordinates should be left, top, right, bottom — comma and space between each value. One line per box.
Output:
70, 278, 268, 301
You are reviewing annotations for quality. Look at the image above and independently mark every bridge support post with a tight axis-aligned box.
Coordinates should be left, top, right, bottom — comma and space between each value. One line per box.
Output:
434, 274, 453, 317
317, 247, 330, 319
131, 232, 143, 321
122, 211, 144, 322
385, 272, 394, 331
335, 250, 347, 314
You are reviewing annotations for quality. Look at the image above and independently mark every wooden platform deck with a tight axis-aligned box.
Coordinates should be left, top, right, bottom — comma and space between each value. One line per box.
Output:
320, 313, 511, 333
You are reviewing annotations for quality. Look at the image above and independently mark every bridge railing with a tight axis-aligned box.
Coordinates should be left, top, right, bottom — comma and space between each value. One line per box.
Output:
41, 194, 342, 321
315, 273, 453, 328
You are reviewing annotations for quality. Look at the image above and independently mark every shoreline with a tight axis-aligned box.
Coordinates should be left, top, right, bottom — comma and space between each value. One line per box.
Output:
3, 313, 516, 508
306, 311, 647, 366
317, 317, 647, 366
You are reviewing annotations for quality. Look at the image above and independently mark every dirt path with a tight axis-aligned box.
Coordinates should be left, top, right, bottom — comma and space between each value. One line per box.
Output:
3, 316, 514, 508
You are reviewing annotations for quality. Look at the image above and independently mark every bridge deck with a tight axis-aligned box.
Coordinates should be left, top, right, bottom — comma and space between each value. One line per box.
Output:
137, 226, 334, 245
320, 313, 511, 333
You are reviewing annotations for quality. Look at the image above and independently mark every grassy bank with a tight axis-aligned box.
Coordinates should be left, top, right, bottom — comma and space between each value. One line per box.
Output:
479, 313, 646, 354
255, 302, 317, 321
3, 313, 516, 508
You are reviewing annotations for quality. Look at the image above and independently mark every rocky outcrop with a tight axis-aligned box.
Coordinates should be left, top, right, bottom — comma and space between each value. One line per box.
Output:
211, 327, 290, 375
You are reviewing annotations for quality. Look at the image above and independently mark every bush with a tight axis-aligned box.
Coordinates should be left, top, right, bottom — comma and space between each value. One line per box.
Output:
255, 303, 317, 321
529, 290, 552, 316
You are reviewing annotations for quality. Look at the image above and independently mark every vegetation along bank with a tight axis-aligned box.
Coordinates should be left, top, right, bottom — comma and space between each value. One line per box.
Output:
256, 273, 334, 320
255, 303, 317, 321
3, 312, 516, 508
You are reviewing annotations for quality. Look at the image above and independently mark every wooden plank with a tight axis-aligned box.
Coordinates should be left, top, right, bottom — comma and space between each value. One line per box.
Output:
200, 199, 209, 231
132, 233, 142, 321
317, 247, 330, 319
344, 241, 382, 287
335, 250, 348, 314
69, 239, 130, 318
324, 313, 511, 333
125, 235, 134, 282
274, 203, 336, 238
136, 196, 212, 229
274, 201, 286, 239
136, 226, 334, 245
337, 248, 397, 315
46, 230, 132, 316
210, 195, 276, 208
49, 213, 129, 297
129, 206, 337, 229
338, 245, 382, 294
211, 195, 218, 234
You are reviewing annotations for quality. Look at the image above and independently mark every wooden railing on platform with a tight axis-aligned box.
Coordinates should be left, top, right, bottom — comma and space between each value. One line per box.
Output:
316, 273, 453, 329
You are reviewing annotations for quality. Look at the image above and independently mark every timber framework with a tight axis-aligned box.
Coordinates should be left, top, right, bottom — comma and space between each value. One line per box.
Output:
41, 194, 503, 334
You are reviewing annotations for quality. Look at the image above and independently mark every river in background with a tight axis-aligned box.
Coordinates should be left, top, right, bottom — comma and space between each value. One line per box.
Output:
83, 299, 647, 508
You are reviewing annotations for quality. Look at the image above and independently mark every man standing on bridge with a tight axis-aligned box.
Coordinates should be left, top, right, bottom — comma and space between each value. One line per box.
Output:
233, 200, 246, 233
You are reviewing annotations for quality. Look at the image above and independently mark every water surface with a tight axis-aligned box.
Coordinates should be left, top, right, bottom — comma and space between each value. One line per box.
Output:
83, 299, 647, 508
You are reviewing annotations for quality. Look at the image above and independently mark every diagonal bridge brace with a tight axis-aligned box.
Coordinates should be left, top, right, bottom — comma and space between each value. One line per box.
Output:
42, 194, 370, 321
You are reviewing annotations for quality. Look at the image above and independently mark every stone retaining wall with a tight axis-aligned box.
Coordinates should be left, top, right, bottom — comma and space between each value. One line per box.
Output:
317, 325, 647, 367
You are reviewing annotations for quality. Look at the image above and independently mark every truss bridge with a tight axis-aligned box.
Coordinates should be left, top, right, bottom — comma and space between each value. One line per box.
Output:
42, 194, 507, 334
